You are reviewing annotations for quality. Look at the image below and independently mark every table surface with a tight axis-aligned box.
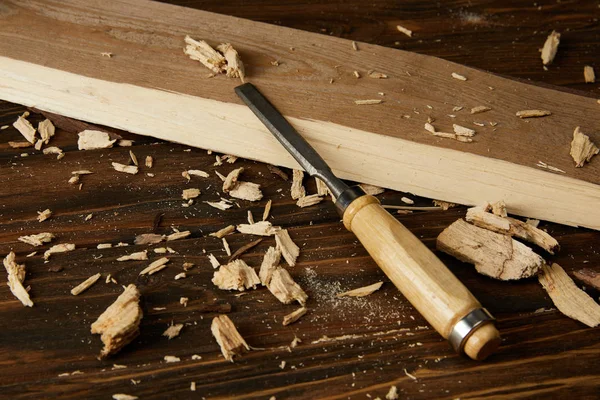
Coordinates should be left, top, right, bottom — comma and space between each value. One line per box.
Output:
1, 1, 599, 399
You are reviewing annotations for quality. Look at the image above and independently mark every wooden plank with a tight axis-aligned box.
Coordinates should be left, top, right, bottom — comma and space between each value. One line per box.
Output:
0, 0, 599, 230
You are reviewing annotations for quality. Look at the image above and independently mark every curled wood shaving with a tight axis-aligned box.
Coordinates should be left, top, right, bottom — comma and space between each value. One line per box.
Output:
516, 109, 551, 118
71, 273, 101, 295
139, 257, 170, 275
211, 315, 250, 362
38, 119, 55, 144
210, 225, 235, 238
117, 251, 148, 262
223, 167, 244, 192
337, 281, 384, 298
13, 115, 36, 144
296, 194, 323, 208
570, 126, 598, 167
396, 25, 413, 37
182, 188, 201, 200
37, 209, 52, 222
451, 72, 467, 81
291, 170, 306, 200
205, 200, 233, 210
262, 199, 272, 221
212, 259, 260, 291
18, 232, 55, 247
283, 307, 307, 326
112, 162, 138, 175
134, 233, 165, 245
584, 66, 596, 83
541, 30, 560, 65
91, 284, 142, 358
368, 71, 388, 79
275, 229, 300, 267
471, 106, 491, 114
267, 268, 308, 305
259, 247, 282, 286
354, 99, 383, 105
78, 130, 115, 150
184, 36, 226, 73
229, 181, 263, 201
216, 43, 245, 83
237, 221, 281, 236
44, 243, 75, 259
359, 183, 385, 196
3, 252, 33, 307
166, 231, 191, 241
539, 263, 600, 327
162, 323, 184, 339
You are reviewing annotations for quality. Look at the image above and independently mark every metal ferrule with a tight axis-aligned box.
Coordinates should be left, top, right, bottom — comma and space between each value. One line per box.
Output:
334, 186, 367, 216
448, 308, 496, 354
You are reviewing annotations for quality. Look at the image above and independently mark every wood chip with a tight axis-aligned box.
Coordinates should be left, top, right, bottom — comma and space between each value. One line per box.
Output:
275, 229, 300, 267
184, 36, 226, 74
205, 200, 233, 210
3, 252, 33, 307
112, 395, 138, 400
182, 188, 201, 200
91, 284, 142, 358
396, 24, 413, 37
353, 70, 361, 78
386, 385, 399, 400
112, 162, 138, 175
211, 315, 250, 362
536, 160, 566, 173
296, 194, 323, 208
539, 263, 600, 327
262, 200, 272, 221
180, 297, 189, 307
210, 225, 235, 238
352, 41, 358, 51
222, 238, 231, 256
78, 130, 115, 150
315, 178, 329, 196
237, 221, 281, 236
432, 200, 456, 210
190, 382, 196, 391
145, 156, 153, 168
291, 169, 306, 200
400, 197, 414, 205
359, 183, 385, 196
36, 209, 52, 222
117, 251, 148, 262
267, 267, 308, 305
584, 65, 596, 83
166, 231, 191, 241
282, 307, 307, 326
368, 71, 388, 79
216, 43, 245, 83
541, 30, 560, 65
337, 281, 383, 298
451, 72, 467, 81
223, 167, 244, 192
259, 247, 282, 286
18, 232, 55, 247
572, 268, 600, 291
354, 99, 383, 105
134, 233, 165, 245
118, 140, 133, 147
516, 109, 551, 118
453, 124, 476, 137
162, 323, 184, 339
228, 238, 262, 262
208, 254, 220, 269
212, 259, 260, 291
139, 257, 170, 275
164, 355, 180, 363
469, 106, 489, 114
437, 219, 544, 280
38, 119, 55, 144
8, 141, 32, 148
13, 115, 36, 144
229, 181, 263, 201
570, 126, 599, 167
267, 165, 289, 181
44, 243, 75, 259
71, 273, 101, 295
129, 150, 138, 166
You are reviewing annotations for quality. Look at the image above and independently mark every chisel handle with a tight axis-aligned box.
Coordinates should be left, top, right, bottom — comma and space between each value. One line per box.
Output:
343, 195, 501, 360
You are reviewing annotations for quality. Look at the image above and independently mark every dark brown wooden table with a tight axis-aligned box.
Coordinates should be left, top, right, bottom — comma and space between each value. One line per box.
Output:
1, 1, 599, 399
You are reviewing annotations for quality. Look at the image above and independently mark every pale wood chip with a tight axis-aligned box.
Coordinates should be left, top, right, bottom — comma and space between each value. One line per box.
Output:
166, 231, 191, 241
129, 150, 138, 166
36, 209, 52, 222
184, 36, 226, 73
368, 71, 388, 79
78, 130, 115, 150
97, 243, 113, 249
337, 281, 383, 298
570, 126, 599, 167
354, 99, 383, 105
359, 183, 385, 196
401, 197, 414, 205
539, 263, 600, 327
353, 70, 361, 78
222, 238, 231, 256
536, 160, 566, 173
205, 200, 233, 210
516, 109, 551, 118
38, 119, 55, 144
84, 213, 93, 221
247, 210, 255, 225
296, 194, 323, 208
424, 122, 436, 133
386, 385, 399, 400
182, 188, 201, 200
572, 268, 600, 291
139, 257, 170, 275
262, 200, 272, 221
117, 251, 148, 262
229, 181, 263, 201
91, 284, 142, 358
112, 394, 138, 400
211, 314, 250, 362
44, 243, 75, 259
223, 167, 244, 192
216, 43, 245, 83
8, 141, 32, 148
0, 125, 8, 130
291, 169, 306, 200
275, 229, 300, 267
453, 124, 476, 137
3, 252, 33, 307
283, 307, 307, 326
18, 232, 55, 247
541, 30, 560, 65
145, 155, 153, 168
112, 162, 138, 175
180, 297, 189, 307
13, 115, 36, 144
208, 254, 220, 269
396, 24, 413, 37
432, 200, 456, 210
315, 178, 329, 196
212, 259, 260, 291
437, 219, 544, 280
451, 72, 467, 81
259, 246, 282, 285
470, 106, 491, 114
72, 170, 93, 175
134, 233, 165, 245
162, 323, 184, 339
584, 65, 596, 83
210, 225, 235, 238
164, 355, 180, 363
237, 221, 281, 236
118, 140, 133, 147
187, 169, 209, 178
71, 273, 102, 295
190, 382, 196, 391
267, 267, 308, 305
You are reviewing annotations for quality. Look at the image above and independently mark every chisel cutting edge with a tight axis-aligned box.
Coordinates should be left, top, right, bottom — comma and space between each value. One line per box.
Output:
235, 82, 501, 360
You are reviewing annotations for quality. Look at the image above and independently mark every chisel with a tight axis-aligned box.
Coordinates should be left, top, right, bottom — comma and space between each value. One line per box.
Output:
235, 82, 501, 360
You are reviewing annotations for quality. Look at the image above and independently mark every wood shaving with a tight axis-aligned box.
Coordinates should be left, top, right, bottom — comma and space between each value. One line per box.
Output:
44, 243, 75, 259
97, 243, 113, 249
182, 188, 201, 200
541, 30, 560, 65
0, 125, 8, 130
404, 369, 418, 381
296, 194, 323, 208
223, 167, 244, 192
8, 141, 32, 148
35, 209, 52, 223
396, 25, 413, 37
139, 257, 170, 275
3, 252, 33, 307
267, 165, 289, 181
453, 124, 476, 137
78, 130, 115, 150
386, 385, 399, 399
91, 284, 142, 358
134, 233, 164, 245
164, 355, 180, 363
184, 36, 226, 73
71, 273, 101, 295
117, 251, 148, 262
18, 232, 55, 247
354, 99, 383, 105
536, 160, 566, 173
259, 247, 282, 286
84, 213, 93, 221
368, 71, 388, 79
112, 162, 138, 175
432, 200, 456, 210
210, 225, 235, 238
228, 238, 262, 262
584, 65, 596, 83
216, 43, 245, 83
283, 307, 307, 326
539, 263, 600, 327
72, 170, 93, 175
212, 259, 260, 291
129, 150, 138, 166
237, 221, 281, 236
205, 200, 233, 210
359, 184, 385, 196
262, 199, 272, 221
100, 52, 113, 58
112, 395, 138, 400
145, 156, 153, 168
337, 281, 383, 298
229, 181, 263, 201
166, 231, 191, 241
451, 72, 467, 81
516, 109, 551, 118
437, 219, 544, 280
570, 126, 598, 167
222, 238, 231, 256
275, 229, 300, 267
401, 197, 414, 205
267, 267, 308, 305
572, 268, 600, 291
315, 178, 329, 196
208, 254, 220, 269
188, 169, 209, 178
162, 323, 184, 339
471, 106, 491, 114
291, 170, 306, 200
13, 115, 36, 144
38, 119, 55, 144
118, 140, 133, 147
211, 314, 250, 362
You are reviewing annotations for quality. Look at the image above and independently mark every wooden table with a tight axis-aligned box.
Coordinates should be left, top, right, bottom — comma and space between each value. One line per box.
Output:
1, 1, 599, 398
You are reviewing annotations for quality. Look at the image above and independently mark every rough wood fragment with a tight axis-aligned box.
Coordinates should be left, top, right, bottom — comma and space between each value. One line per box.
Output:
541, 30, 560, 65
437, 219, 544, 280
267, 165, 289, 181
291, 170, 306, 200
166, 231, 191, 241
134, 233, 164, 245
267, 267, 308, 305
38, 119, 55, 144
516, 110, 551, 118
8, 141, 32, 148
205, 200, 233, 210
259, 247, 282, 285
359, 183, 385, 196
164, 355, 180, 363
3, 252, 33, 307
401, 197, 414, 205
386, 386, 399, 400
296, 194, 323, 208
37, 209, 52, 222
139, 257, 170, 275
216, 43, 245, 83
584, 66, 596, 83
71, 273, 102, 295
539, 263, 600, 327
228, 238, 262, 262
112, 395, 138, 400
490, 200, 507, 217
210, 225, 235, 238
354, 99, 383, 105
182, 188, 201, 200
118, 140, 133, 147
145, 155, 153, 168
91, 284, 142, 358
237, 221, 281, 236
337, 281, 384, 298
208, 254, 220, 269
180, 297, 189, 307
572, 268, 600, 291
211, 314, 250, 362
97, 243, 113, 249
396, 25, 413, 37
432, 200, 456, 210
229, 181, 263, 201
18, 232, 55, 247
184, 36, 226, 73
117, 251, 148, 262
453, 124, 476, 137
223, 167, 244, 192
262, 199, 272, 221
368, 71, 388, 79
212, 259, 260, 291
78, 130, 115, 150
471, 106, 491, 114
13, 115, 36, 144
222, 238, 231, 256
451, 72, 467, 81
162, 323, 184, 339
570, 126, 599, 167
275, 229, 300, 267
44, 243, 75, 259
112, 162, 138, 175
282, 307, 307, 326
315, 178, 329, 196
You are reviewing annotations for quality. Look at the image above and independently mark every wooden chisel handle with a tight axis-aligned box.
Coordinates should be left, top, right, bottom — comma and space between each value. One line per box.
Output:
343, 195, 501, 360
